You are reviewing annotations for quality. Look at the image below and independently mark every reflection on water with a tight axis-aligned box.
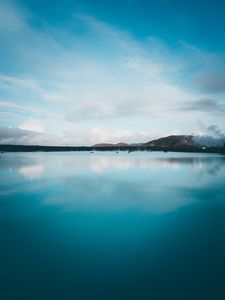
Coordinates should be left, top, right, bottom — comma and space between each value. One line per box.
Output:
0, 152, 225, 214
0, 152, 225, 300
1, 151, 225, 174
19, 164, 45, 180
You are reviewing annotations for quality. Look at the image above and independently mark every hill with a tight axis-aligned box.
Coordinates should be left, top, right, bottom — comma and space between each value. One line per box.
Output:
142, 135, 196, 149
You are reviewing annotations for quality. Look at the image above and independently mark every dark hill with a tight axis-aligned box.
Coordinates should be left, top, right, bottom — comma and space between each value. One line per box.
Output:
143, 135, 196, 149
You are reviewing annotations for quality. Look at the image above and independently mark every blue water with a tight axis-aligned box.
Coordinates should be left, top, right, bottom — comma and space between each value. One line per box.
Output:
0, 151, 225, 300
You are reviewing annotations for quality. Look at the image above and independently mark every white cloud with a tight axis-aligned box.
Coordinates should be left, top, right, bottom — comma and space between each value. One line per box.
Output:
19, 117, 45, 133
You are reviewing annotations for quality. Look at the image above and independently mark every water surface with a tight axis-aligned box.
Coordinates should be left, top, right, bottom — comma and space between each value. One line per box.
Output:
0, 152, 225, 299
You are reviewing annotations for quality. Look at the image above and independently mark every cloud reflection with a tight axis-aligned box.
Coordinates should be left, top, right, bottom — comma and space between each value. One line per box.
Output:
0, 152, 225, 216
19, 164, 44, 180
60, 153, 225, 175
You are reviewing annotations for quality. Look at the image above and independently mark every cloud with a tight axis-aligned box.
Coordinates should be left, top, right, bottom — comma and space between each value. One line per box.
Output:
192, 124, 225, 147
0, 11, 181, 130
19, 117, 45, 133
181, 98, 225, 113
207, 124, 225, 139
0, 125, 178, 146
0, 127, 43, 145
0, 75, 44, 98
195, 73, 225, 93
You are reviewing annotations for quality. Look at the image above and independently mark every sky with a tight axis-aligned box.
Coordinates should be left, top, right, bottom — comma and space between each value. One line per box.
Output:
0, 0, 225, 145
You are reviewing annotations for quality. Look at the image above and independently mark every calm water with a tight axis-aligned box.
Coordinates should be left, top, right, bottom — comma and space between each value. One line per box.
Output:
0, 151, 225, 300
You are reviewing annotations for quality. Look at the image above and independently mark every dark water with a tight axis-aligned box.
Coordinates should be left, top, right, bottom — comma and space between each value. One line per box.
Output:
0, 152, 225, 300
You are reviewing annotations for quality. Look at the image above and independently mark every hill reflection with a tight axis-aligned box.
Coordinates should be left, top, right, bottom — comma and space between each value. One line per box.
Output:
0, 152, 225, 216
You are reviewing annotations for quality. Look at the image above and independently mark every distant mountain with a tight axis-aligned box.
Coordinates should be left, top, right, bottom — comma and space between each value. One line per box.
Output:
93, 142, 128, 147
142, 135, 197, 149
93, 135, 225, 152
1, 135, 224, 153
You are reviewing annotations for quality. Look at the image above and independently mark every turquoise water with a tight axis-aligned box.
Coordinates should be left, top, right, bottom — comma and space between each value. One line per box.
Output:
0, 151, 225, 300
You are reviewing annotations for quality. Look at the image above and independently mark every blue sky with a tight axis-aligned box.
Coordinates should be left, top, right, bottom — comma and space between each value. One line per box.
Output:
0, 0, 225, 145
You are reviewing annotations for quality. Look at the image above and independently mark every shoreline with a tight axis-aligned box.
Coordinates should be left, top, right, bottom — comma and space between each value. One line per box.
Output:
0, 144, 225, 154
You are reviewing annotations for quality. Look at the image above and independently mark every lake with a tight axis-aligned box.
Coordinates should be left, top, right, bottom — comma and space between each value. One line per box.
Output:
0, 151, 225, 300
